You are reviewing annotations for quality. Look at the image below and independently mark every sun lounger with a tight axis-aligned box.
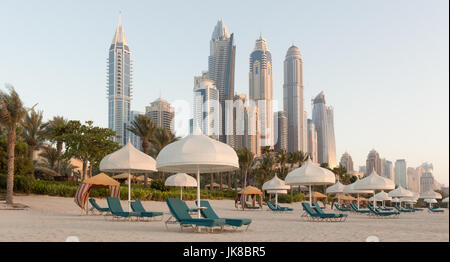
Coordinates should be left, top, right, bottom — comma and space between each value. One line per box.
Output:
196, 200, 252, 230
301, 202, 346, 222
276, 203, 293, 211
165, 198, 225, 232
244, 202, 261, 210
267, 202, 293, 212
106, 197, 142, 221
427, 206, 444, 213
368, 205, 400, 218
88, 198, 110, 215
394, 205, 414, 213
313, 203, 347, 221
334, 204, 351, 212
130, 200, 164, 221
350, 203, 370, 214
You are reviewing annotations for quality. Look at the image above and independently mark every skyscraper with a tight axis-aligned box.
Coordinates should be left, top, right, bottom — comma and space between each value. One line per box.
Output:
326, 106, 337, 167
283, 45, 306, 153
307, 119, 318, 162
339, 152, 354, 173
249, 36, 274, 148
129, 110, 143, 150
192, 77, 220, 139
394, 159, 407, 188
145, 98, 175, 133
208, 20, 235, 144
384, 160, 395, 181
366, 149, 382, 176
107, 13, 132, 146
312, 91, 336, 167
407, 167, 420, 193
274, 111, 288, 152
232, 94, 261, 156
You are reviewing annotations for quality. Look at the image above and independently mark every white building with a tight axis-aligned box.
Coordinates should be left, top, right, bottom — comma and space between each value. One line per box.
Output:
312, 91, 336, 168
394, 159, 407, 188
283, 45, 307, 153
192, 77, 220, 139
249, 36, 274, 148
107, 14, 132, 146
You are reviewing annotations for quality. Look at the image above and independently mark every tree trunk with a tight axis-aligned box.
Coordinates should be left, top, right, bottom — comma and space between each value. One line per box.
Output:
219, 173, 223, 191
210, 173, 214, 191
143, 173, 148, 188
6, 128, 16, 205
228, 172, 232, 190
89, 164, 93, 178
28, 143, 35, 178
82, 160, 88, 181
243, 168, 248, 189
56, 141, 62, 176
234, 171, 238, 191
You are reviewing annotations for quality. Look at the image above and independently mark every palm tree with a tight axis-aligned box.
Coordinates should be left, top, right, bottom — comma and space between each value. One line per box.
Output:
21, 109, 48, 176
236, 147, 254, 189
0, 86, 28, 204
296, 151, 308, 167
127, 114, 155, 155
39, 145, 59, 170
127, 115, 157, 187
256, 153, 274, 188
149, 127, 179, 158
276, 149, 288, 178
287, 151, 299, 172
150, 127, 179, 180
45, 116, 68, 176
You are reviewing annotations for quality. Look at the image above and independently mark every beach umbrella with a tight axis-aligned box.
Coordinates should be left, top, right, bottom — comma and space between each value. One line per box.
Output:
340, 195, 357, 201
156, 134, 239, 218
100, 140, 157, 211
164, 173, 198, 200
424, 198, 437, 204
369, 191, 392, 207
388, 186, 414, 207
285, 158, 335, 205
419, 191, 442, 208
442, 197, 449, 208
343, 180, 373, 208
262, 175, 290, 205
354, 170, 395, 210
326, 181, 346, 204
392, 198, 400, 204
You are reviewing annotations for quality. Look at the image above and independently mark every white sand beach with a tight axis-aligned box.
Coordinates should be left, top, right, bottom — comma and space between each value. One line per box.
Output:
0, 195, 448, 242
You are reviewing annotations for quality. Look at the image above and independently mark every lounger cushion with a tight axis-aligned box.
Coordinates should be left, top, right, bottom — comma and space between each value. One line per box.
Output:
196, 200, 252, 227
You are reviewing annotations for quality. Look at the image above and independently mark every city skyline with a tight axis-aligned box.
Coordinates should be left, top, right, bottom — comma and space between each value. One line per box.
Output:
1, 0, 448, 186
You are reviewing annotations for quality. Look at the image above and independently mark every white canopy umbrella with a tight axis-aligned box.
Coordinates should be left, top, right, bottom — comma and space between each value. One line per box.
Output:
285, 158, 335, 205
354, 170, 395, 209
343, 180, 373, 208
424, 198, 437, 204
392, 198, 400, 203
262, 175, 290, 205
419, 191, 442, 208
369, 190, 392, 207
326, 181, 346, 204
165, 173, 198, 200
156, 134, 239, 218
443, 197, 449, 203
388, 186, 414, 208
99, 140, 157, 211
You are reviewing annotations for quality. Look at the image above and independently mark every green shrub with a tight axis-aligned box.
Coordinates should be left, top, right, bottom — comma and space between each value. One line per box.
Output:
150, 179, 168, 191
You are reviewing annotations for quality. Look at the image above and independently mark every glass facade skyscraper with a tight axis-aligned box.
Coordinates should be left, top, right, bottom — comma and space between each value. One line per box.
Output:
312, 91, 336, 167
107, 14, 132, 146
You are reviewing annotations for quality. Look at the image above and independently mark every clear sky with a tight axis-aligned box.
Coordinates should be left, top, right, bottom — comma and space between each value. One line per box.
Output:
0, 0, 448, 186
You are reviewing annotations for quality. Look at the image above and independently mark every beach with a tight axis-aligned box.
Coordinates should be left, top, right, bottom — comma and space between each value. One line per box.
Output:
0, 195, 448, 242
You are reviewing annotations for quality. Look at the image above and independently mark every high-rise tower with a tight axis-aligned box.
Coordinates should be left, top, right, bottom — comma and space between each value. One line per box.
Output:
208, 20, 235, 143
107, 13, 132, 146
249, 36, 274, 148
312, 91, 336, 167
283, 45, 306, 153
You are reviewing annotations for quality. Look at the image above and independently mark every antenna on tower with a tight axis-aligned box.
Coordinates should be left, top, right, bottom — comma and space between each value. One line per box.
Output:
119, 11, 122, 25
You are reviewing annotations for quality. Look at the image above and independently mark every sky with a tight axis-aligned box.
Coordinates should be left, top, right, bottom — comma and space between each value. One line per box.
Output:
0, 0, 448, 186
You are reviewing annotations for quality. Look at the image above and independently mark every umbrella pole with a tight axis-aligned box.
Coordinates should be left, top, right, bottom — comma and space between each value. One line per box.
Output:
275, 193, 278, 206
357, 194, 360, 209
373, 192, 376, 209
180, 187, 183, 200
309, 185, 312, 205
128, 171, 131, 212
197, 168, 201, 219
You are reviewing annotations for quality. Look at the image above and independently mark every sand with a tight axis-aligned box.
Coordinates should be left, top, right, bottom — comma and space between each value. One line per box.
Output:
0, 195, 448, 242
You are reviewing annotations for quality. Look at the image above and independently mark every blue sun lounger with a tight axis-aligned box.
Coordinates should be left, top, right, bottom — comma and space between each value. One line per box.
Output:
313, 203, 347, 221
427, 206, 444, 213
196, 200, 252, 230
301, 202, 346, 222
368, 205, 400, 218
350, 203, 370, 214
88, 198, 110, 214
130, 200, 164, 220
165, 198, 225, 232
106, 197, 142, 220
334, 204, 351, 212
